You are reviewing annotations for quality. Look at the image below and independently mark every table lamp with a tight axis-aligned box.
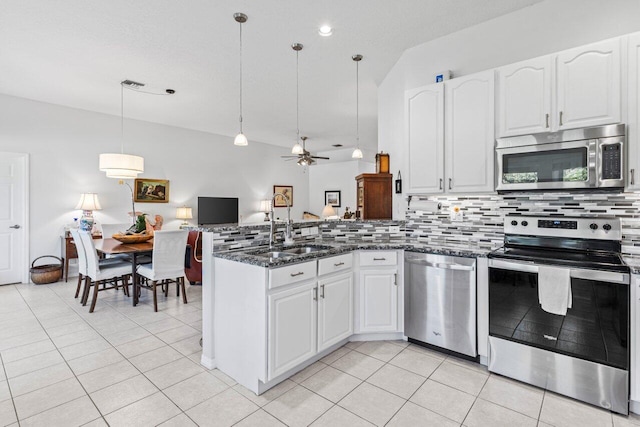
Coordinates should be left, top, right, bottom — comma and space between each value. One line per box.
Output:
76, 193, 102, 232
322, 204, 337, 220
176, 206, 193, 227
259, 199, 272, 221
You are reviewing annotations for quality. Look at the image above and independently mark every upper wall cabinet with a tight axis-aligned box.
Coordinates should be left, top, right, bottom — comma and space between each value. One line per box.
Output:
405, 70, 494, 195
405, 84, 444, 194
627, 32, 640, 191
497, 38, 621, 137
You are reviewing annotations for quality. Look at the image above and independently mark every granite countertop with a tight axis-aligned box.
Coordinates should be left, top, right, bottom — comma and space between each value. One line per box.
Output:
623, 256, 640, 275
213, 239, 491, 268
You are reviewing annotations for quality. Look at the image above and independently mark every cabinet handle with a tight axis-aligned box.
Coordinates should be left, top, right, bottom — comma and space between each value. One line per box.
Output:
439, 178, 443, 190
394, 274, 398, 286
313, 287, 317, 301
545, 113, 550, 128
373, 257, 386, 261
290, 272, 304, 277
632, 169, 635, 186
320, 284, 325, 298
449, 178, 452, 190
334, 262, 344, 267
559, 111, 563, 126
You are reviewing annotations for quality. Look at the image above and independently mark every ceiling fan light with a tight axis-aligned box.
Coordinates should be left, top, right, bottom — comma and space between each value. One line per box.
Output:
292, 143, 304, 154
234, 132, 248, 146
352, 147, 363, 159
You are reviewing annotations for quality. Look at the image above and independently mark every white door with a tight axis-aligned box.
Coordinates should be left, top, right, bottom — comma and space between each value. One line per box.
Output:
405, 84, 444, 194
445, 70, 495, 193
497, 56, 553, 137
627, 32, 640, 191
268, 281, 317, 380
358, 269, 398, 333
318, 272, 353, 352
556, 38, 621, 130
0, 153, 28, 285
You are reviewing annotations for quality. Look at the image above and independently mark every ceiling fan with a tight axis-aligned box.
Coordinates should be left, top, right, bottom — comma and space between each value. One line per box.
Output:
281, 136, 330, 166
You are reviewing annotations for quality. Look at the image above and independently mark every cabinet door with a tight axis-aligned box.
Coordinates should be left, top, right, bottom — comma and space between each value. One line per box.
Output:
627, 32, 640, 191
631, 275, 640, 402
497, 56, 552, 137
318, 272, 353, 352
556, 38, 621, 130
268, 282, 317, 380
405, 84, 444, 194
445, 70, 495, 193
358, 269, 398, 333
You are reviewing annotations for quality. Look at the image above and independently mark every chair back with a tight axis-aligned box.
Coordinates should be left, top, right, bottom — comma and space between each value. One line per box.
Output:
101, 223, 130, 238
79, 230, 101, 279
151, 230, 188, 277
69, 228, 87, 276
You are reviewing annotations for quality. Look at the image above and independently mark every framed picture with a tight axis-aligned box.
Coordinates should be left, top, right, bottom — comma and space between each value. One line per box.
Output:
134, 178, 170, 203
273, 185, 293, 207
325, 190, 341, 207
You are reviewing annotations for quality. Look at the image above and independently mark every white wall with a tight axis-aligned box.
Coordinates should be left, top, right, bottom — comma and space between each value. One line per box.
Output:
308, 160, 375, 217
378, 0, 640, 218
0, 94, 309, 266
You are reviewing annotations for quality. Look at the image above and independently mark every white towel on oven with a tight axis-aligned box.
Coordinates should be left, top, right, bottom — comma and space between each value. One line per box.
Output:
538, 265, 572, 316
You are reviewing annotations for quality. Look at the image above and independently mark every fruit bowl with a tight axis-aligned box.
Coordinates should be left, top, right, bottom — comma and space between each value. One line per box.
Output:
111, 233, 153, 244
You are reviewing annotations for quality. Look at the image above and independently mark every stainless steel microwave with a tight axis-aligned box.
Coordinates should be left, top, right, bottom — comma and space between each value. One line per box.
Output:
495, 124, 625, 192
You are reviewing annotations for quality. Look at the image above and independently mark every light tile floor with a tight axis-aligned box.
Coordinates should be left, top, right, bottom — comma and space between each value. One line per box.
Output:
1, 280, 640, 426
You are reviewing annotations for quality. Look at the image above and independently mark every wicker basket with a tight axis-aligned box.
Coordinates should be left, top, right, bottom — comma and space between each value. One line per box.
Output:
30, 256, 63, 284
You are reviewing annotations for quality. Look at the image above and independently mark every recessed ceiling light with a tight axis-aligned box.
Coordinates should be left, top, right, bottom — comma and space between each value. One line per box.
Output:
318, 25, 333, 37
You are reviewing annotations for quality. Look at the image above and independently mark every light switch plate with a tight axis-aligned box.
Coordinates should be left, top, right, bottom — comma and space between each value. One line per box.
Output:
389, 226, 400, 233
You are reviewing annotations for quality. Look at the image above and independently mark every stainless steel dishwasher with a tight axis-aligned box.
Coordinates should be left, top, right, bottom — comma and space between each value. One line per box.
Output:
404, 252, 477, 358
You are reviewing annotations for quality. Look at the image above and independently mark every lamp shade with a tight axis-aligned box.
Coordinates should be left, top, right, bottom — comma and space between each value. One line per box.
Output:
99, 153, 144, 179
76, 193, 102, 211
234, 132, 248, 146
176, 206, 193, 220
322, 204, 336, 218
351, 147, 363, 159
259, 199, 272, 213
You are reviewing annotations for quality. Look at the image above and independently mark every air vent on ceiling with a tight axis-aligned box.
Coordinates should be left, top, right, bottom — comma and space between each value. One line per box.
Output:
332, 144, 343, 147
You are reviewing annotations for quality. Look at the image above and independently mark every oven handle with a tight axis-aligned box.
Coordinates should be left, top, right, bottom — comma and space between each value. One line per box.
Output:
489, 259, 629, 285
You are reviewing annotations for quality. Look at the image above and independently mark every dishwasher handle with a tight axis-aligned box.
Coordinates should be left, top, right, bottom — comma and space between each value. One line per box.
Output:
406, 258, 475, 271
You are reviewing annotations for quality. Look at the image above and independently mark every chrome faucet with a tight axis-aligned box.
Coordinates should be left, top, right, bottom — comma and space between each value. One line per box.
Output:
269, 192, 293, 248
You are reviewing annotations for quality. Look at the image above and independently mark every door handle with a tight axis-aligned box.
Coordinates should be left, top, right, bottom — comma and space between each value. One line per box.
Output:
313, 287, 318, 301
373, 257, 386, 261
9, 225, 20, 229
559, 111, 563, 126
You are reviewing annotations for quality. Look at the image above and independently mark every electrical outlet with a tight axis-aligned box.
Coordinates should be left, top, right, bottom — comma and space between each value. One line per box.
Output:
309, 226, 319, 235
301, 228, 310, 236
389, 225, 400, 233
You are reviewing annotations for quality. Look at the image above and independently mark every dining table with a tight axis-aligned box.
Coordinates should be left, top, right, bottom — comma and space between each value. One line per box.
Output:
94, 238, 153, 306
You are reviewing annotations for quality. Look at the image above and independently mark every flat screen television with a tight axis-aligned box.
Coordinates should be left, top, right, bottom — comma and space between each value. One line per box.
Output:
198, 197, 239, 225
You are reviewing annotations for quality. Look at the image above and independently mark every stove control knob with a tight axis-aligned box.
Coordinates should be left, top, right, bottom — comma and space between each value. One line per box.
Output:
590, 223, 598, 230
603, 224, 612, 231
511, 220, 518, 226
521, 221, 528, 227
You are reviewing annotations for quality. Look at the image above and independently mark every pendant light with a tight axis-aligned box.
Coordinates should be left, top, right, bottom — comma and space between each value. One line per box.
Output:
233, 13, 248, 146
99, 81, 144, 179
291, 43, 304, 155
351, 54, 364, 159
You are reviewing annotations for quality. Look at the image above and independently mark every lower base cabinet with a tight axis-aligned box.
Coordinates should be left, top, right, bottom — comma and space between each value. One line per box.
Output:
358, 269, 399, 333
318, 272, 354, 352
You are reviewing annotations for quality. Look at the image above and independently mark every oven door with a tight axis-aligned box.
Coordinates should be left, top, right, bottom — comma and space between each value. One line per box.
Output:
496, 139, 596, 191
488, 258, 629, 369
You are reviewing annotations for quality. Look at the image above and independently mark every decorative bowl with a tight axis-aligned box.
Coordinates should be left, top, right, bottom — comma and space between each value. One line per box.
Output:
111, 233, 154, 244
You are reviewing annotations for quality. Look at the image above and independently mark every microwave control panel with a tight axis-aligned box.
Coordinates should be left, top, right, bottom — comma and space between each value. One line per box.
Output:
602, 143, 622, 180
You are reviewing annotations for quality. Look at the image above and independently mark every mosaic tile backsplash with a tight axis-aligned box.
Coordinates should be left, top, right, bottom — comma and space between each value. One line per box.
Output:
405, 193, 640, 255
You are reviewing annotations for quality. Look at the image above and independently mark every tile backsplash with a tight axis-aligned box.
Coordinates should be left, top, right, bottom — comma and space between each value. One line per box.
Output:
405, 193, 640, 254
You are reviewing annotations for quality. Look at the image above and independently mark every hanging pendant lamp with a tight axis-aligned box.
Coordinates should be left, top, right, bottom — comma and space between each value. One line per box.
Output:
351, 54, 364, 159
99, 81, 144, 179
233, 13, 248, 146
291, 43, 304, 155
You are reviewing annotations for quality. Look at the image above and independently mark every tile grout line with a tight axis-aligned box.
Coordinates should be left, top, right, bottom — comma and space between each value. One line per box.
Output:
0, 352, 21, 427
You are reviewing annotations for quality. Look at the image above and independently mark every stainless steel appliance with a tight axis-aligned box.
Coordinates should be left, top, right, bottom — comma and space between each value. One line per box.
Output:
404, 253, 477, 358
488, 215, 630, 414
496, 124, 625, 192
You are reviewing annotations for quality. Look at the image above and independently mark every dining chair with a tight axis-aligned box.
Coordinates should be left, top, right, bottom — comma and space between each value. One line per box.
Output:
79, 230, 132, 313
136, 230, 189, 312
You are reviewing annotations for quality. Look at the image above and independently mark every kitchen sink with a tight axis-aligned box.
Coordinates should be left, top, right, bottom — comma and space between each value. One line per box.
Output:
283, 246, 330, 255
253, 251, 293, 259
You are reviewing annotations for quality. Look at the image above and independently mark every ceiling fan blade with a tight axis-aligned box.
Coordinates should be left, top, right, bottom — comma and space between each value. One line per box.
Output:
310, 156, 330, 160
281, 155, 299, 158
284, 158, 298, 161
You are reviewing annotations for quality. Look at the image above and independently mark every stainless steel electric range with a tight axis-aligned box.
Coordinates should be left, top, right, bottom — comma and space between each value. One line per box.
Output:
488, 215, 630, 414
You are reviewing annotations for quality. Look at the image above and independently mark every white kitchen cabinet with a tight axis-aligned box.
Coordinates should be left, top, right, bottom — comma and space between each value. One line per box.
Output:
627, 32, 640, 191
497, 56, 552, 137
631, 274, 640, 403
405, 84, 444, 193
358, 269, 398, 333
445, 70, 495, 193
268, 280, 317, 380
317, 272, 353, 352
556, 38, 621, 130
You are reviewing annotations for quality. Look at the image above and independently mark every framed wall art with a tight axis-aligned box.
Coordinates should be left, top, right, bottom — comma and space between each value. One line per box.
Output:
134, 178, 170, 203
273, 185, 293, 207
324, 190, 341, 207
